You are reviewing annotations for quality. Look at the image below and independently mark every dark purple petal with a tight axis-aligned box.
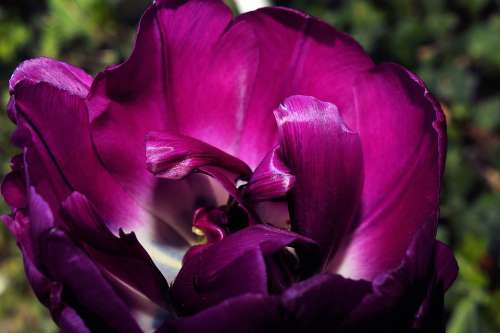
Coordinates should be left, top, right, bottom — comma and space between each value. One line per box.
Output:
333, 63, 446, 281
61, 192, 171, 309
3, 189, 143, 332
158, 293, 282, 333
282, 273, 371, 331
42, 228, 143, 333
232, 7, 374, 167
434, 241, 459, 291
49, 284, 92, 333
412, 242, 458, 332
171, 224, 319, 314
274, 95, 363, 262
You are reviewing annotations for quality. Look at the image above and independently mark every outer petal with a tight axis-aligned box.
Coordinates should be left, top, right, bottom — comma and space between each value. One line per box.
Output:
10, 59, 140, 229
1, 155, 26, 209
412, 242, 458, 332
8, 57, 192, 279
274, 95, 363, 262
339, 221, 455, 332
233, 6, 374, 166
3, 189, 143, 333
61, 192, 171, 309
171, 224, 319, 314
333, 63, 446, 280
42, 229, 143, 333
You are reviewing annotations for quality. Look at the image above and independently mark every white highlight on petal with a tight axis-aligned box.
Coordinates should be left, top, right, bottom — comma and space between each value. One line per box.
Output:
234, 0, 270, 13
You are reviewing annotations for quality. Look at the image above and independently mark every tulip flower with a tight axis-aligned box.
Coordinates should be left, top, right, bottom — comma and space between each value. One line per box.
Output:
1, 1, 457, 332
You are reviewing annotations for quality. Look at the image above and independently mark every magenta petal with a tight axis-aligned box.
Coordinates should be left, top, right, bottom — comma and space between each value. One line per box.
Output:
334, 63, 446, 280
146, 131, 251, 181
274, 95, 363, 262
87, 0, 234, 195
86, 1, 237, 249
61, 192, 171, 308
244, 145, 295, 202
232, 7, 374, 167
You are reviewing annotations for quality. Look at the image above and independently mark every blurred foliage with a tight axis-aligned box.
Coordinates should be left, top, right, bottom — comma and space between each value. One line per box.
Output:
0, 0, 499, 332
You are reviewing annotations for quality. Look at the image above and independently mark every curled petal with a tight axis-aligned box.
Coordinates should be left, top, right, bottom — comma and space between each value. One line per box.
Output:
244, 145, 295, 202
275, 95, 363, 262
146, 131, 251, 180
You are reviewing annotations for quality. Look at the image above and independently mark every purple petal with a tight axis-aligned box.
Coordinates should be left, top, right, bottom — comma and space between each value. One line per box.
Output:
333, 63, 446, 280
1, 156, 26, 209
158, 294, 282, 333
11, 68, 142, 230
341, 220, 438, 332
86, 1, 236, 254
8, 57, 195, 279
171, 224, 319, 314
274, 95, 363, 262
61, 192, 171, 309
87, 0, 234, 197
413, 242, 458, 332
42, 228, 143, 333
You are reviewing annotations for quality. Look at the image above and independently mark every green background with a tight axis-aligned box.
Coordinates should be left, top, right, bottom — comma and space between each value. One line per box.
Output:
0, 0, 499, 332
